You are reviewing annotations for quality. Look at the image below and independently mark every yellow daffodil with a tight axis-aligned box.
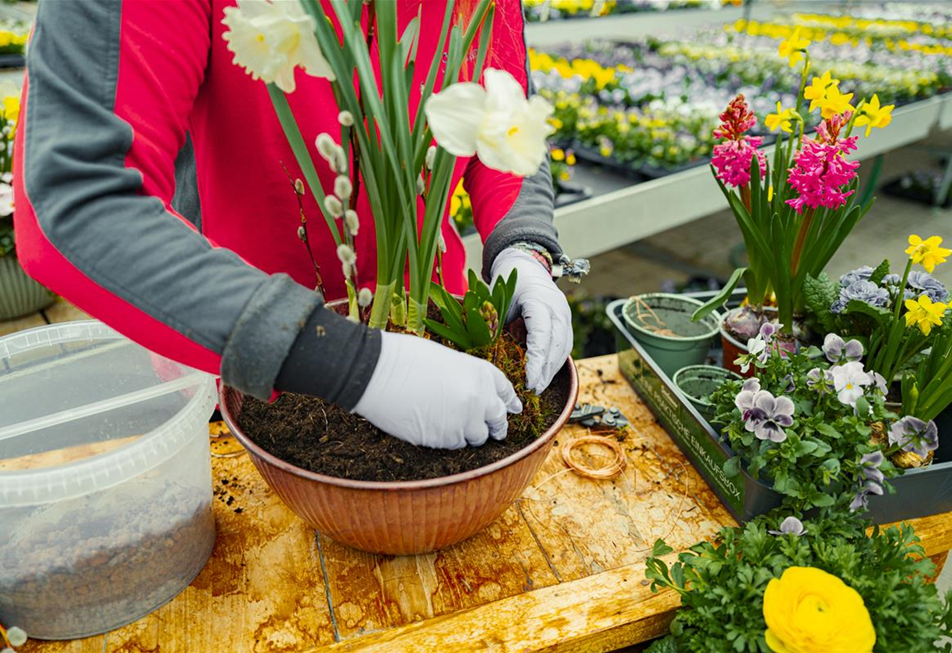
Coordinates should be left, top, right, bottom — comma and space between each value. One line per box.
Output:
904, 295, 948, 336
768, 184, 774, 202
765, 102, 794, 133
803, 70, 838, 113
778, 27, 811, 67
449, 180, 465, 217
853, 94, 894, 137
817, 85, 854, 119
763, 567, 875, 653
906, 234, 951, 273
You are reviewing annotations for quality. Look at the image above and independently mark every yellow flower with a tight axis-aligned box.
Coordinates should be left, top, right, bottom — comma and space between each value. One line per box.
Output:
906, 234, 951, 273
763, 567, 875, 653
765, 102, 794, 133
768, 184, 774, 202
778, 27, 810, 67
853, 94, 894, 137
551, 147, 565, 162
904, 295, 948, 336
817, 85, 854, 119
803, 70, 838, 113
566, 152, 576, 166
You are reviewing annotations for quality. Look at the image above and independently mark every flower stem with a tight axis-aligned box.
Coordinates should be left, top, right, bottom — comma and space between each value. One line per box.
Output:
368, 281, 395, 330
790, 207, 816, 276
740, 184, 751, 213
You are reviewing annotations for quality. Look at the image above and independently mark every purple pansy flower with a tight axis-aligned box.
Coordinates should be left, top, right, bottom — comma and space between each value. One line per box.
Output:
806, 367, 835, 396
740, 390, 794, 443
889, 416, 939, 458
860, 451, 885, 485
768, 516, 807, 536
850, 480, 884, 513
822, 333, 864, 364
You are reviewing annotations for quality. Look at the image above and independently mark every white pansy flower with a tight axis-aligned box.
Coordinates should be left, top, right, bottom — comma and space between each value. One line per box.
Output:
344, 209, 359, 236
338, 110, 354, 127
424, 68, 554, 177
324, 195, 343, 217
222, 0, 334, 94
357, 287, 373, 307
334, 175, 352, 201
0, 182, 13, 217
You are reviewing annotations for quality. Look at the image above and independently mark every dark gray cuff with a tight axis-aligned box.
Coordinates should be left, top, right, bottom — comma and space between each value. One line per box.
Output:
220, 275, 323, 400
274, 300, 382, 411
482, 157, 563, 280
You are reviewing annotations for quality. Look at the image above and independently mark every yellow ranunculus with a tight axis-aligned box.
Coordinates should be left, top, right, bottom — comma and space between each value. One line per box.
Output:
763, 567, 875, 653
906, 234, 951, 273
904, 295, 947, 336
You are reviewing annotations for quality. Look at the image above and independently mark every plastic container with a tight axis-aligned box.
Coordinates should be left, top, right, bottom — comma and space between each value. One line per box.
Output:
673, 365, 741, 423
0, 321, 217, 639
622, 293, 720, 378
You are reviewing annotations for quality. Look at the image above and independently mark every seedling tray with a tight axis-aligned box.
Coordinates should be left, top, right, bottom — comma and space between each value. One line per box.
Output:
607, 298, 952, 524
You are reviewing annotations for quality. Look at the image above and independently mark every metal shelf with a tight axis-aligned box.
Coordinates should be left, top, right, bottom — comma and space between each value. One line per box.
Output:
464, 95, 950, 267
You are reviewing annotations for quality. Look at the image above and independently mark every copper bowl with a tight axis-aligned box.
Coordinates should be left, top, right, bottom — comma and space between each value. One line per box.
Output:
221, 356, 578, 555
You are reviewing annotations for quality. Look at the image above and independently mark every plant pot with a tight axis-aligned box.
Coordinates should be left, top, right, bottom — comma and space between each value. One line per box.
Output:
720, 318, 750, 376
673, 365, 741, 423
0, 254, 54, 320
621, 293, 719, 378
222, 299, 579, 555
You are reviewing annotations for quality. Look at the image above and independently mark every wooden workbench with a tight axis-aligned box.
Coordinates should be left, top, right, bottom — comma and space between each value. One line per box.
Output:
19, 355, 952, 653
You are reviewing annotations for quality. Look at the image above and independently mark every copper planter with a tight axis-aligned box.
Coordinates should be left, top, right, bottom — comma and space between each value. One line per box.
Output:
222, 361, 578, 555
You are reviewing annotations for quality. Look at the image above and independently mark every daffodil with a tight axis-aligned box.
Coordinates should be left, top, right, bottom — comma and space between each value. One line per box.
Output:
765, 102, 794, 133
854, 94, 895, 137
906, 235, 951, 273
778, 27, 810, 67
222, 0, 335, 94
817, 85, 855, 119
904, 295, 948, 336
803, 70, 838, 113
425, 68, 553, 177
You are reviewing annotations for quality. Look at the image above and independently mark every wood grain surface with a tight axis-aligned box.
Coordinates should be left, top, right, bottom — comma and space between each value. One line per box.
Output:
17, 356, 952, 653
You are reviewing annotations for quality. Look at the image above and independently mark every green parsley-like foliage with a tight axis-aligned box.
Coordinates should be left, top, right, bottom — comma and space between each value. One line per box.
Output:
711, 342, 898, 512
425, 268, 517, 351
645, 509, 952, 653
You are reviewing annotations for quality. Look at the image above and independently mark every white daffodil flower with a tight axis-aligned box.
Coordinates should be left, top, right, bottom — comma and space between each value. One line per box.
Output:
424, 68, 554, 177
222, 0, 334, 94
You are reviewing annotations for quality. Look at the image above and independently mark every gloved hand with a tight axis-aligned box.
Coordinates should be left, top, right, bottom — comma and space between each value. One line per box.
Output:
353, 331, 523, 449
491, 248, 573, 395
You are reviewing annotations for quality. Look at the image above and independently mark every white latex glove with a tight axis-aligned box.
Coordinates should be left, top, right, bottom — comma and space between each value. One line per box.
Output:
353, 331, 523, 449
491, 248, 573, 394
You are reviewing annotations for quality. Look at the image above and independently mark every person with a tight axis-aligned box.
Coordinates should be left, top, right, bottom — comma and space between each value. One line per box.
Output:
13, 0, 573, 449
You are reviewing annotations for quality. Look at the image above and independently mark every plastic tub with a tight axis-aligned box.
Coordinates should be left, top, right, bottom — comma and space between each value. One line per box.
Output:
0, 321, 217, 639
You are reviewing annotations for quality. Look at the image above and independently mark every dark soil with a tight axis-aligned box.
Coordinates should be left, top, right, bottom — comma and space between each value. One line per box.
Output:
237, 339, 571, 482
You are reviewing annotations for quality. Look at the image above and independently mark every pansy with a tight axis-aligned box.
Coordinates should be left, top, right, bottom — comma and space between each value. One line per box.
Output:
822, 333, 863, 363
860, 451, 885, 485
830, 361, 871, 408
768, 516, 807, 537
806, 367, 835, 395
742, 390, 794, 443
889, 416, 939, 458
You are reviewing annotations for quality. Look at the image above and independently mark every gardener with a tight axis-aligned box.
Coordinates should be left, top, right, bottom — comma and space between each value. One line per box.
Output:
13, 0, 573, 450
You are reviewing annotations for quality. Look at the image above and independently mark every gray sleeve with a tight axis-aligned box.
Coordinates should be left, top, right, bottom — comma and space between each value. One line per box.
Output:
20, 0, 378, 406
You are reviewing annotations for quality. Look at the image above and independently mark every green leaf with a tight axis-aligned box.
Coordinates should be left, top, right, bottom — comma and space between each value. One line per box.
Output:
816, 423, 842, 439
868, 259, 891, 286
430, 282, 466, 333
843, 299, 892, 329
644, 635, 679, 653
811, 493, 836, 507
651, 539, 675, 557
423, 318, 472, 350
803, 273, 838, 336
466, 304, 493, 347
692, 267, 746, 322
723, 456, 742, 477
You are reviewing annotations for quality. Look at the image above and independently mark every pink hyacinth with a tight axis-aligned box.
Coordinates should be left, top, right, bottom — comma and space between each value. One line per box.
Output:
785, 136, 860, 214
713, 94, 758, 141
712, 136, 768, 188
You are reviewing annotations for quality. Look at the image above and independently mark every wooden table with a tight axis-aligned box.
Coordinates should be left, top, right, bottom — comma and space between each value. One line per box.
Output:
20, 355, 952, 653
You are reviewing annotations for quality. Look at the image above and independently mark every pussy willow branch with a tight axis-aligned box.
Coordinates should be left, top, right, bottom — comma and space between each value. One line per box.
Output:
281, 161, 326, 296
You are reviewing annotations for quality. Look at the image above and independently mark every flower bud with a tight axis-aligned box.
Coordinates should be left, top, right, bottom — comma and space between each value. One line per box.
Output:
358, 287, 373, 307
479, 301, 499, 336
294, 178, 305, 196
334, 175, 353, 200
7, 627, 27, 647
324, 195, 344, 217
438, 234, 447, 253
341, 262, 352, 278
297, 225, 306, 241
338, 110, 354, 127
315, 133, 336, 160
331, 147, 348, 175
336, 243, 356, 266
344, 209, 359, 236
425, 145, 437, 170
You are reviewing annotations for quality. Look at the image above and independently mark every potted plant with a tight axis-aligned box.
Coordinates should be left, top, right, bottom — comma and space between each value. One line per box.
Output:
805, 235, 951, 426
621, 293, 721, 378
692, 31, 894, 373
216, 0, 579, 555
644, 508, 952, 653
0, 83, 54, 321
